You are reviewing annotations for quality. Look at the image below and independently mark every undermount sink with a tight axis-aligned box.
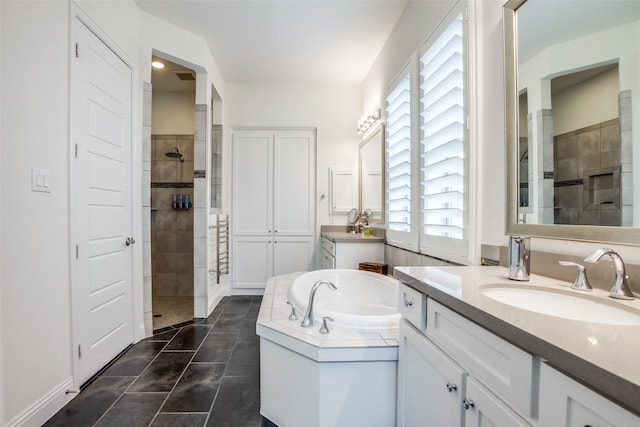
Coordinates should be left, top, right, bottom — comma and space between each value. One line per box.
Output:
481, 285, 640, 326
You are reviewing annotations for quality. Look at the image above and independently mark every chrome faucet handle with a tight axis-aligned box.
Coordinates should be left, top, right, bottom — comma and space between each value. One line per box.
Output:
584, 248, 635, 300
319, 316, 334, 334
286, 301, 299, 321
558, 261, 593, 291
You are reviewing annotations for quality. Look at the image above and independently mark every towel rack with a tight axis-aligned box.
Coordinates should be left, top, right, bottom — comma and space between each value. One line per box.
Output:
209, 215, 229, 283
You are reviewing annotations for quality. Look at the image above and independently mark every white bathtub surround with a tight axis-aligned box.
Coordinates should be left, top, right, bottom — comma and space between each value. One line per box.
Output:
257, 271, 400, 427
287, 269, 400, 330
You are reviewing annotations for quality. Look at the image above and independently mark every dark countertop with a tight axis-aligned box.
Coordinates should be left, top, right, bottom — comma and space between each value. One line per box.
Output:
394, 265, 640, 416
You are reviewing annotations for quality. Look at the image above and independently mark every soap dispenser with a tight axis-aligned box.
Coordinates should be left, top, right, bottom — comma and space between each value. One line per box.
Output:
508, 236, 530, 281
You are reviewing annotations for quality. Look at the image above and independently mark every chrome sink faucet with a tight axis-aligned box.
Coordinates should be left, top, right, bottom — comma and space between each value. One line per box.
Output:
584, 248, 635, 300
300, 280, 337, 327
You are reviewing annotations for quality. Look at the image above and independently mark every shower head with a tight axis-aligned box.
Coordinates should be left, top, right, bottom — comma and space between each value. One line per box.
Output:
165, 147, 184, 162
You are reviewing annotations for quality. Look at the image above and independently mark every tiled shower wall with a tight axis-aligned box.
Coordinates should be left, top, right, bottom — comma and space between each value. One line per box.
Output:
554, 118, 621, 226
151, 135, 194, 296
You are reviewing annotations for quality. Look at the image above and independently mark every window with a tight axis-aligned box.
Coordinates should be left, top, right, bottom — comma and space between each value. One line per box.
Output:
385, 4, 471, 263
420, 12, 468, 259
386, 72, 412, 233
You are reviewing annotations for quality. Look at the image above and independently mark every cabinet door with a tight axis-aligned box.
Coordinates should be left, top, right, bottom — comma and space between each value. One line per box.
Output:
231, 236, 273, 289
539, 363, 640, 427
274, 131, 315, 235
398, 320, 466, 427
273, 236, 314, 276
463, 377, 531, 427
232, 131, 273, 235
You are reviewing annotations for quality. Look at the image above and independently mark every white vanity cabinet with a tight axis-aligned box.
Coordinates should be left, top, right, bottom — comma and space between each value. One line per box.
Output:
231, 129, 315, 289
320, 236, 383, 269
397, 285, 535, 427
398, 320, 466, 426
539, 363, 640, 427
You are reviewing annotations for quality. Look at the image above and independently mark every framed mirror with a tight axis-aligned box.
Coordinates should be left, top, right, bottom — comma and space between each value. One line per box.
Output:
359, 123, 384, 223
504, 0, 640, 244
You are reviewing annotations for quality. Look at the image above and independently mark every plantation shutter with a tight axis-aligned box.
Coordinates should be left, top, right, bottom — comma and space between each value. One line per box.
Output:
386, 73, 412, 233
419, 13, 468, 257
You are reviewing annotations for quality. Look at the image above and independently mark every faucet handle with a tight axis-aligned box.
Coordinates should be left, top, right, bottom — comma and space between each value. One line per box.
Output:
286, 301, 299, 321
319, 316, 334, 334
559, 261, 593, 291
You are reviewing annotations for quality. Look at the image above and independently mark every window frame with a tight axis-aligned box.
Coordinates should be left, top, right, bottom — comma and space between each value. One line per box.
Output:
384, 1, 476, 264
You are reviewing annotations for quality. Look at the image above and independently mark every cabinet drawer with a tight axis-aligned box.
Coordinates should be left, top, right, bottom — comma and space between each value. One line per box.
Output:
426, 300, 536, 418
539, 363, 640, 426
399, 284, 426, 331
321, 237, 335, 256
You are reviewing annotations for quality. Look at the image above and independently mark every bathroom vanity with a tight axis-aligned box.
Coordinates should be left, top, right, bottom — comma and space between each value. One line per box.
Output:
320, 232, 384, 269
395, 265, 640, 426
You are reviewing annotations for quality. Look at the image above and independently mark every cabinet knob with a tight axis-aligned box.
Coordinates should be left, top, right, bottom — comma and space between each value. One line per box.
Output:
462, 398, 475, 410
446, 382, 457, 393
404, 299, 413, 307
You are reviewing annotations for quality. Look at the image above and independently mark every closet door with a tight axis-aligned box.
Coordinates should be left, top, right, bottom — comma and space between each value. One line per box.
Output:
274, 131, 315, 236
232, 131, 273, 235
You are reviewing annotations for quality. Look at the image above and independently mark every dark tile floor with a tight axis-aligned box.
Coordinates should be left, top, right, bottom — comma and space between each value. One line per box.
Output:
45, 296, 274, 427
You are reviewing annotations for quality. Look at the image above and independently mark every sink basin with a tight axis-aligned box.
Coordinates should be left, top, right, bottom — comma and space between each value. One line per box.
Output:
481, 285, 640, 326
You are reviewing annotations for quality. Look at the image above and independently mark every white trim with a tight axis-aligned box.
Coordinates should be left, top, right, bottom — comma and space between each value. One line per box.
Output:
6, 377, 74, 427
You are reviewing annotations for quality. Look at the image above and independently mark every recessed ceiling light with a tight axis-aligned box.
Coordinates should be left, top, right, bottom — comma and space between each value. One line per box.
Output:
151, 61, 165, 69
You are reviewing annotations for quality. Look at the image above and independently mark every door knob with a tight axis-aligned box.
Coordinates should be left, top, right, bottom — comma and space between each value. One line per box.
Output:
125, 237, 136, 246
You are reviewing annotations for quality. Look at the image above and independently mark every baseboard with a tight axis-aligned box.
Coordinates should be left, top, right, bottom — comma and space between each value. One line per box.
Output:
207, 288, 225, 314
229, 288, 265, 296
6, 377, 75, 427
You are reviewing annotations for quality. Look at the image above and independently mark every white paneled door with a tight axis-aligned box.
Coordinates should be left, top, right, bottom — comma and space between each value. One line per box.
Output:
71, 18, 134, 385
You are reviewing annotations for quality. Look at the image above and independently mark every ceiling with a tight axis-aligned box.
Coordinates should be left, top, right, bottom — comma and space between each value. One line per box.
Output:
518, 0, 640, 63
151, 57, 197, 92
135, 0, 409, 86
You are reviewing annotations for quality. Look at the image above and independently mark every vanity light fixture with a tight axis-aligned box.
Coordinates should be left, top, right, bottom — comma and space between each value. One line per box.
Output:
357, 109, 381, 135
151, 60, 165, 69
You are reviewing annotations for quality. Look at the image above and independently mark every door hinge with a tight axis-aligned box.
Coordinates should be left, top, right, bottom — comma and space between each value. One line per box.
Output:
78, 345, 82, 358
76, 244, 79, 259
75, 42, 79, 58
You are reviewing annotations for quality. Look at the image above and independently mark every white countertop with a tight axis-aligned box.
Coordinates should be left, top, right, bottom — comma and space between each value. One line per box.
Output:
394, 265, 640, 414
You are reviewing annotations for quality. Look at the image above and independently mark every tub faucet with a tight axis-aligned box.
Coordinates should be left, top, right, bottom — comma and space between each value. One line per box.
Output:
300, 280, 337, 327
584, 248, 634, 300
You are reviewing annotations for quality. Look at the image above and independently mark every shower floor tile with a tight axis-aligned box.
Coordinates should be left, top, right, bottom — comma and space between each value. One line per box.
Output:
152, 295, 194, 330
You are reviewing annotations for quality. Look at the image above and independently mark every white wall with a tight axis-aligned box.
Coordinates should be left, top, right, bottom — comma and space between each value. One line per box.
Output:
0, 0, 147, 423
552, 67, 618, 136
224, 82, 362, 266
1, 2, 75, 423
0, 0, 4, 422
0, 0, 228, 424
151, 92, 196, 135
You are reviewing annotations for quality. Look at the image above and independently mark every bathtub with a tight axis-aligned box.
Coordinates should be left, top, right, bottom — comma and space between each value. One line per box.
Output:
258, 271, 400, 427
287, 269, 400, 330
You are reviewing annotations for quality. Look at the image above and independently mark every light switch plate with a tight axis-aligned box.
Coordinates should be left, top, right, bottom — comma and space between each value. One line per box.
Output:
31, 168, 51, 193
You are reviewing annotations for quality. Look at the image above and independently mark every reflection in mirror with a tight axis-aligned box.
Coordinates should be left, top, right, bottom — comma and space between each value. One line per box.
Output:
359, 124, 384, 223
504, 0, 640, 244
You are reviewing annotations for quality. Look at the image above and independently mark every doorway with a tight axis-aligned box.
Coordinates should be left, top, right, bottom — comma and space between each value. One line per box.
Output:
150, 57, 196, 329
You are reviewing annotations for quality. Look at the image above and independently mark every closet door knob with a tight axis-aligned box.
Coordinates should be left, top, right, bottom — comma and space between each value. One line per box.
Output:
125, 237, 136, 246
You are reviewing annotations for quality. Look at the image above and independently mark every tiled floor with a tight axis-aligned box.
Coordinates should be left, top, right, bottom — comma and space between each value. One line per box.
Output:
45, 296, 273, 427
152, 295, 194, 330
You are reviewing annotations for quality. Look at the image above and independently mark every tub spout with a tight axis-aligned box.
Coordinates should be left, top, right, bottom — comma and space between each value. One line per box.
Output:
300, 280, 337, 327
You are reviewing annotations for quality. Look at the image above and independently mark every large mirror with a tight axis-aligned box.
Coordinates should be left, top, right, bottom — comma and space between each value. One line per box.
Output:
359, 123, 384, 223
504, 0, 640, 244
